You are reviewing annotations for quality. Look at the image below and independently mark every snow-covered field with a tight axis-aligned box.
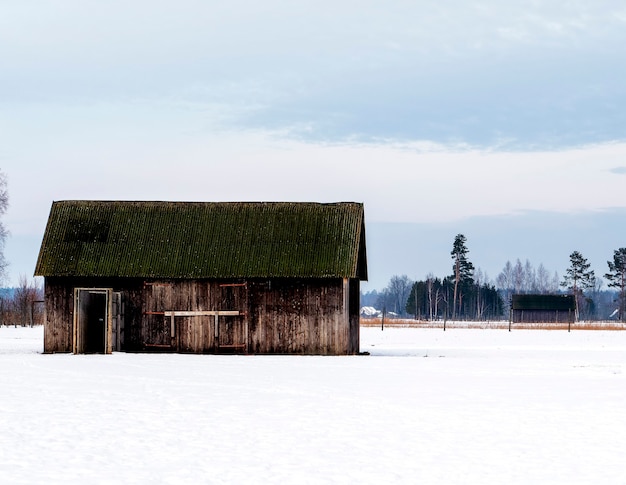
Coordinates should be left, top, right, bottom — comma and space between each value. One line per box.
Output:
1, 326, 626, 484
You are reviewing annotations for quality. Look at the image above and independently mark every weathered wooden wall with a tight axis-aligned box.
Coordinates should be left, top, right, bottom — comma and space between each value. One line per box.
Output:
142, 280, 248, 353
511, 309, 574, 323
43, 277, 145, 353
43, 277, 359, 355
43, 279, 73, 353
247, 279, 350, 354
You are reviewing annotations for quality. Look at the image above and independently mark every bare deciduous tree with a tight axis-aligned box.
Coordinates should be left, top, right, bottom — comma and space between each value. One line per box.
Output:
0, 171, 8, 284
513, 259, 525, 294
425, 273, 441, 321
385, 274, 414, 316
497, 260, 560, 317
535, 263, 552, 293
496, 260, 514, 311
474, 268, 488, 320
12, 275, 44, 327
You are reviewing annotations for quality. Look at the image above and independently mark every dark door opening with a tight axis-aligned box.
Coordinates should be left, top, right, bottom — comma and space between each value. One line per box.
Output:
74, 289, 112, 354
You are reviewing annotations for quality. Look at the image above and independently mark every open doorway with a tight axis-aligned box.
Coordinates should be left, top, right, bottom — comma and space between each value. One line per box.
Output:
74, 288, 113, 354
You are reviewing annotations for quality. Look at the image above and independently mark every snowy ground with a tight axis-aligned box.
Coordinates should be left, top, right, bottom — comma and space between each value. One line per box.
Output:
1, 326, 626, 484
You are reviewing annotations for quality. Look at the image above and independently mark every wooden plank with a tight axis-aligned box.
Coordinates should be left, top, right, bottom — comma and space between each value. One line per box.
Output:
163, 311, 240, 317
218, 343, 247, 354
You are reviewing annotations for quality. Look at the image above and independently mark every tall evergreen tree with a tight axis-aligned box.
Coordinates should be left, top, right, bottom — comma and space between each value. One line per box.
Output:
406, 280, 427, 320
561, 251, 595, 320
450, 234, 474, 319
605, 248, 626, 321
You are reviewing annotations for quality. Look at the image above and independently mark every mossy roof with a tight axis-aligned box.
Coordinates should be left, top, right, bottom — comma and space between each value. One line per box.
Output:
35, 201, 367, 280
511, 294, 576, 311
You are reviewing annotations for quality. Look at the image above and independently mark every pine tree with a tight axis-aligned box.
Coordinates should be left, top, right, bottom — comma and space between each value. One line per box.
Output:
605, 248, 626, 321
450, 234, 474, 319
561, 251, 595, 320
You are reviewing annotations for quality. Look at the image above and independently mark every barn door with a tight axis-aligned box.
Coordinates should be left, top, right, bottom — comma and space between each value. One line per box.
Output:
217, 284, 248, 353
217, 314, 241, 348
111, 292, 123, 351
73, 288, 113, 354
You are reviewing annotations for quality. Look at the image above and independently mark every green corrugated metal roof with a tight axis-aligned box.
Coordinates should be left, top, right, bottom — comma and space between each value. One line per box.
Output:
511, 294, 576, 311
34, 201, 367, 279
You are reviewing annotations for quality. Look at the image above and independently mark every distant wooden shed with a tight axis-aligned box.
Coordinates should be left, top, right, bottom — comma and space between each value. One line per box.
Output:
511, 294, 576, 324
35, 201, 367, 355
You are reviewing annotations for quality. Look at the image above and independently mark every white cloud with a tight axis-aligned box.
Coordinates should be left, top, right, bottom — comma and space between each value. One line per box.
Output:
2, 0, 624, 150
4, 97, 626, 239
3, 1, 621, 76
2, 1, 626, 236
3, 1, 626, 288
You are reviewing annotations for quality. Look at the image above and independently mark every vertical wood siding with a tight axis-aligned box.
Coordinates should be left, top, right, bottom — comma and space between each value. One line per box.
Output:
247, 279, 351, 354
43, 277, 145, 353
511, 309, 574, 323
43, 279, 73, 353
43, 277, 359, 355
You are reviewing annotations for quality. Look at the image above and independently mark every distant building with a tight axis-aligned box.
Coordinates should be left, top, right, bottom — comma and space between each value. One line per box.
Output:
510, 294, 576, 324
35, 201, 367, 355
360, 306, 382, 318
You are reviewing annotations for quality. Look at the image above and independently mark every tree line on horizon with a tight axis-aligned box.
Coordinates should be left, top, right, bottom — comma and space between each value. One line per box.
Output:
0, 169, 624, 324
362, 234, 626, 322
0, 171, 45, 327
0, 277, 44, 327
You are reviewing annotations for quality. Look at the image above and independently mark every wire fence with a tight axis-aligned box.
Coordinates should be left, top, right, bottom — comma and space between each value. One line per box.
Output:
360, 317, 626, 331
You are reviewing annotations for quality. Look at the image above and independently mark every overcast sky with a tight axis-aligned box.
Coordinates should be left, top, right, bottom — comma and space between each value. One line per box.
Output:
2, 1, 626, 288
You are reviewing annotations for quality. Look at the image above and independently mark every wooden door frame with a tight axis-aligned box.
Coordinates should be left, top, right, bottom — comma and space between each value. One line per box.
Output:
73, 288, 113, 354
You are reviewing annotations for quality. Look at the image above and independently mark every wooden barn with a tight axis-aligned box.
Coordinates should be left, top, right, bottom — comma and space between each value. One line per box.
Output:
510, 294, 576, 324
34, 201, 367, 355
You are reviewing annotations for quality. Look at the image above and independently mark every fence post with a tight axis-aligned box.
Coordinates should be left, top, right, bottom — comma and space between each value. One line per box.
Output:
568, 309, 571, 332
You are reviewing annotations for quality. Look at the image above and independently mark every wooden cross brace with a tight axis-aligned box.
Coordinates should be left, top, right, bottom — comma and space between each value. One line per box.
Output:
162, 310, 241, 338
